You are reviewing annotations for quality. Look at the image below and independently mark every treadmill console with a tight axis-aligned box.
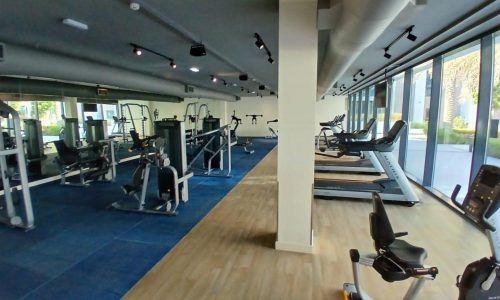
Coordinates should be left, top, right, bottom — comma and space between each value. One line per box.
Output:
454, 165, 500, 230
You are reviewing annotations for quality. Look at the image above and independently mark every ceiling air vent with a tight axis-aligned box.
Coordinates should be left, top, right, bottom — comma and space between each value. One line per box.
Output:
185, 85, 195, 93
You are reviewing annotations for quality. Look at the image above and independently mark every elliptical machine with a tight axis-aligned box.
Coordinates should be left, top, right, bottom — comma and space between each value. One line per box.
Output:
451, 164, 500, 299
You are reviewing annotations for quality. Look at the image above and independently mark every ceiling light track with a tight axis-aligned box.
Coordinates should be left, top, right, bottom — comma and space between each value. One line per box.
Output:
130, 43, 176, 68
383, 25, 417, 60
254, 33, 275, 64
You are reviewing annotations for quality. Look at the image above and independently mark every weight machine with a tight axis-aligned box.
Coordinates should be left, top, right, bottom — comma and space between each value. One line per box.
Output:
120, 103, 153, 139
230, 110, 254, 154
0, 100, 35, 230
266, 119, 278, 138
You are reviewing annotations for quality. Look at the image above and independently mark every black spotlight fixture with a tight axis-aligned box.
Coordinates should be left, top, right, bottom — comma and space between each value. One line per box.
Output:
254, 33, 275, 64
240, 87, 245, 92
254, 33, 265, 49
270, 91, 276, 95
133, 46, 142, 56
239, 74, 248, 81
190, 42, 206, 56
406, 26, 417, 42
130, 43, 178, 70
360, 71, 365, 77
223, 80, 228, 86
353, 77, 358, 82
210, 75, 217, 83
259, 85, 265, 90
384, 47, 392, 59
383, 25, 416, 60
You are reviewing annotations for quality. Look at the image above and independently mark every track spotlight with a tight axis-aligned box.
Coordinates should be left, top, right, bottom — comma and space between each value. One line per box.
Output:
223, 80, 228, 86
247, 90, 251, 94
360, 71, 365, 77
353, 78, 358, 82
255, 39, 264, 49
133, 47, 142, 56
384, 48, 392, 59
241, 87, 245, 92
407, 32, 417, 42
190, 43, 206, 56
170, 61, 176, 69
268, 57, 275, 64
210, 75, 217, 83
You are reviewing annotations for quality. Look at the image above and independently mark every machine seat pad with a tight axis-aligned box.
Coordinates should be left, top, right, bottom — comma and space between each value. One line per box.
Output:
122, 184, 141, 195
319, 122, 332, 126
386, 239, 427, 268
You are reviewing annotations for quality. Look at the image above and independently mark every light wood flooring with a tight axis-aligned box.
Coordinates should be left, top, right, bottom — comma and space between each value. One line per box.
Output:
125, 149, 489, 300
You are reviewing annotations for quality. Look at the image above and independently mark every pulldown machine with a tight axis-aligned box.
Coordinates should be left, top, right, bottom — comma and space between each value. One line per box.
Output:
314, 120, 418, 205
112, 119, 193, 215
343, 192, 438, 299
0, 101, 35, 230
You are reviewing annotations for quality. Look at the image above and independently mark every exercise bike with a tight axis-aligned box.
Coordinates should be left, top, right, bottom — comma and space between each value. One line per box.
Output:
451, 164, 500, 299
343, 192, 438, 299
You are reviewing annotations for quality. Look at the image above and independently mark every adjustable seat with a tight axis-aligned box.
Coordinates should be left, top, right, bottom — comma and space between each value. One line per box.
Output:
343, 192, 438, 300
370, 193, 429, 282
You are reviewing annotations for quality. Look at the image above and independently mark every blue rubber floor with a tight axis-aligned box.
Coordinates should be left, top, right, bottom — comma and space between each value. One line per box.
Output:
0, 138, 277, 300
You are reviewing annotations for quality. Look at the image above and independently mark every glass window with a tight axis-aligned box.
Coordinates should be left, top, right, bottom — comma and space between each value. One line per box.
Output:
368, 86, 374, 129
405, 61, 433, 182
352, 93, 358, 131
102, 104, 118, 135
487, 33, 500, 166
359, 90, 366, 129
37, 101, 64, 144
434, 41, 480, 200
390, 73, 405, 160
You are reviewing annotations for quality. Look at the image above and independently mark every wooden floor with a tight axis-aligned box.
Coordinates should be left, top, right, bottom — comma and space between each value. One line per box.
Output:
125, 149, 489, 300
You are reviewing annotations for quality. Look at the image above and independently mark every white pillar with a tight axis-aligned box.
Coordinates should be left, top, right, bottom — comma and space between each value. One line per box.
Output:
275, 0, 317, 254
63, 97, 78, 118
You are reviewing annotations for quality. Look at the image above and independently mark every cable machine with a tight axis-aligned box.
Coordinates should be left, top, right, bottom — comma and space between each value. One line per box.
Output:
0, 100, 35, 230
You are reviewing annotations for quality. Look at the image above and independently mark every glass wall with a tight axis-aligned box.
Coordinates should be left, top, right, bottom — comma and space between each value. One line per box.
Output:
77, 103, 118, 136
390, 73, 405, 160
353, 93, 358, 130
433, 41, 480, 199
487, 34, 500, 167
368, 87, 375, 135
359, 90, 366, 129
405, 61, 433, 182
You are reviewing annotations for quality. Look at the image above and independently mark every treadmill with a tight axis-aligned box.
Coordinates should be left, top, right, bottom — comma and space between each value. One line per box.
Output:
315, 118, 384, 174
314, 120, 418, 205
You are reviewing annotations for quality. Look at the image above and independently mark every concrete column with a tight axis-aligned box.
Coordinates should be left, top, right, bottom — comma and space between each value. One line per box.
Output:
275, 0, 317, 254
63, 97, 78, 118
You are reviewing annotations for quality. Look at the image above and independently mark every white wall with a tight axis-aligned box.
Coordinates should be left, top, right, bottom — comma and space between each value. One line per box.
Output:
315, 95, 347, 133
226, 96, 278, 137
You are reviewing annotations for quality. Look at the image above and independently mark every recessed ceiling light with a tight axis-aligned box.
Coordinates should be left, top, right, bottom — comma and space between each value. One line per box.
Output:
190, 67, 200, 72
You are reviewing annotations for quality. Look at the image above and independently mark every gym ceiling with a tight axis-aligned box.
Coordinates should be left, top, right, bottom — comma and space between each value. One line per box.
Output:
0, 0, 497, 100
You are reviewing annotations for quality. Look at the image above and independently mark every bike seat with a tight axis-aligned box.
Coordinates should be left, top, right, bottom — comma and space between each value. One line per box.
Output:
386, 239, 427, 267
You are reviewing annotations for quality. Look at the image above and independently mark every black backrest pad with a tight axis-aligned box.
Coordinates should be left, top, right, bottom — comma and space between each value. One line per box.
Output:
53, 140, 79, 165
370, 192, 395, 250
364, 118, 376, 132
386, 120, 407, 143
